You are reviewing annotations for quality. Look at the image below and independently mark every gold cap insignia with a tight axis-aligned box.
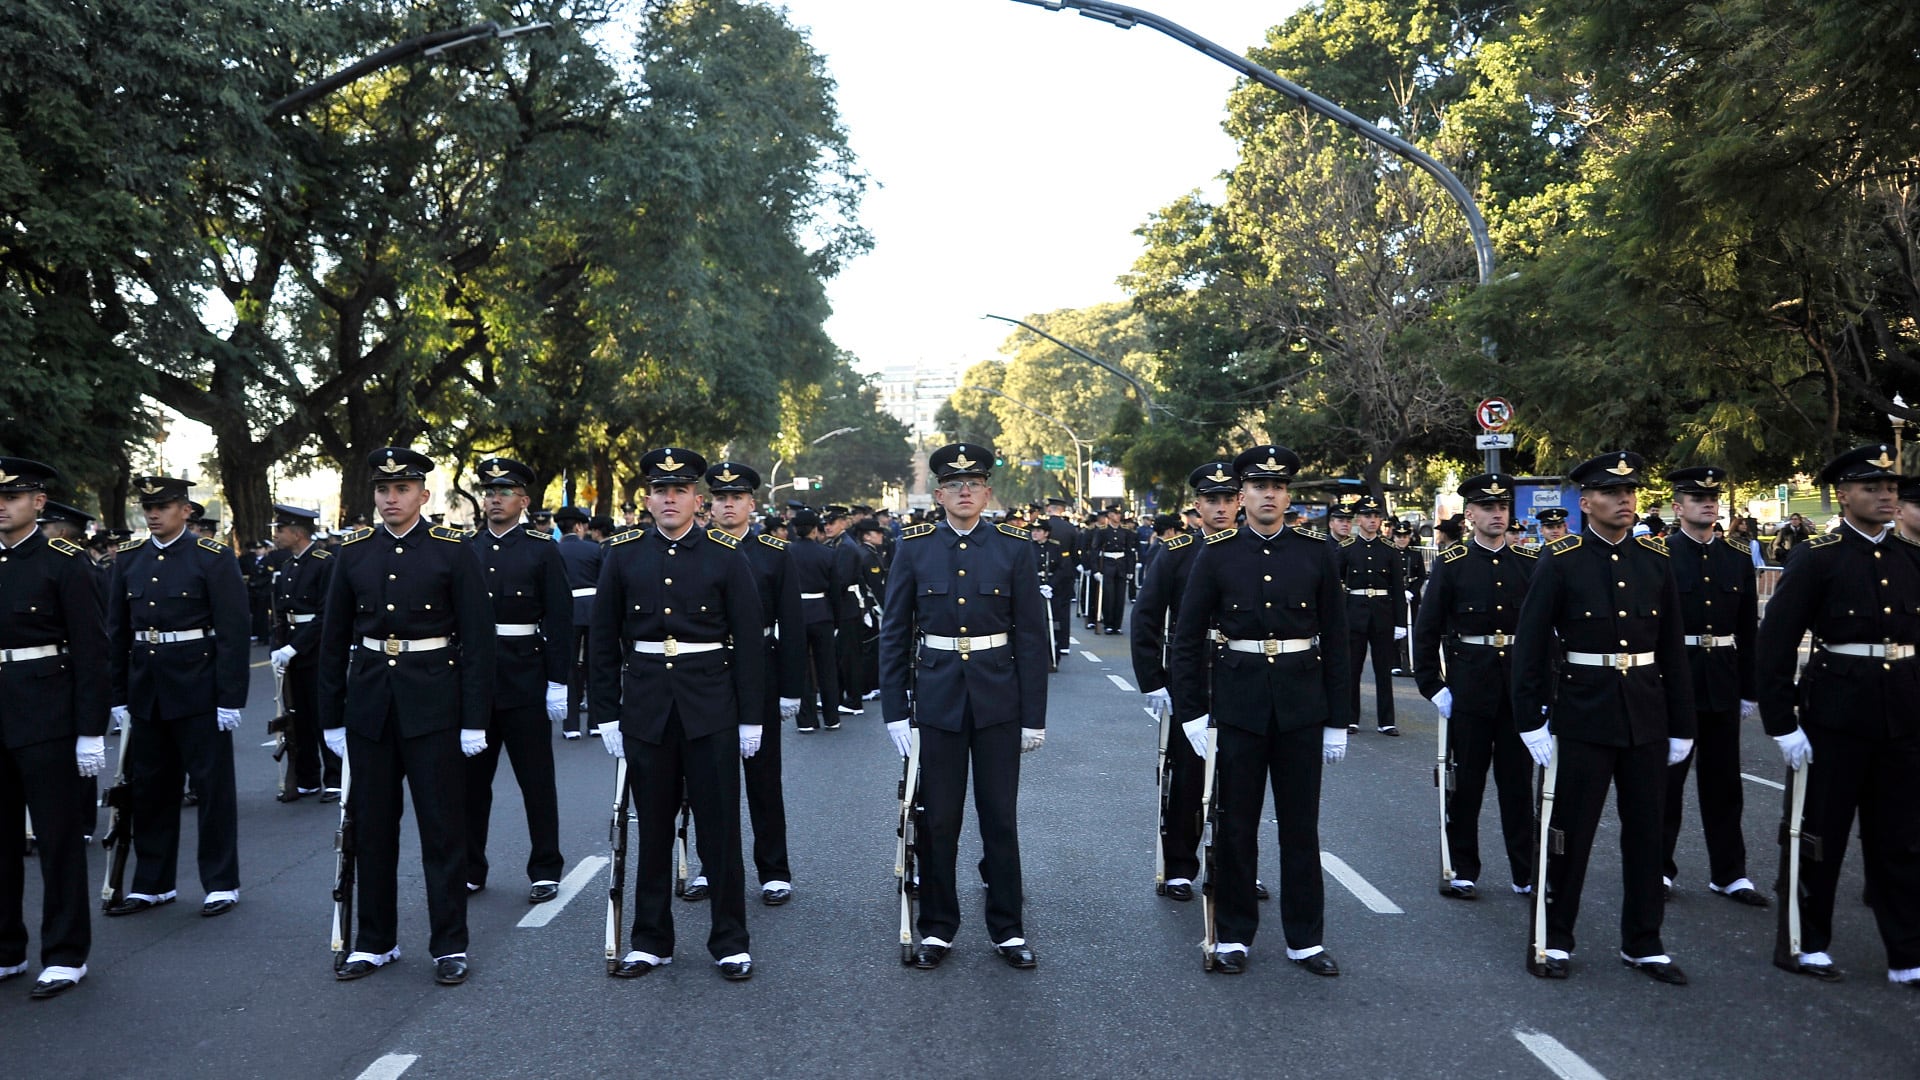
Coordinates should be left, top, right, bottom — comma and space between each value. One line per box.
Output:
139, 479, 165, 495
1485, 481, 1508, 497
1606, 455, 1635, 476
377, 452, 406, 475
484, 462, 509, 479
0, 469, 15, 485
1206, 467, 1232, 483
716, 466, 740, 483
1260, 452, 1288, 474
951, 451, 977, 471
660, 451, 682, 472
1697, 475, 1721, 489
1869, 449, 1895, 469
1339, 493, 1359, 506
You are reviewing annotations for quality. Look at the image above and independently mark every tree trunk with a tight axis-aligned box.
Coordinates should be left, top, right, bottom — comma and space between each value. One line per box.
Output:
215, 434, 275, 550
591, 445, 613, 517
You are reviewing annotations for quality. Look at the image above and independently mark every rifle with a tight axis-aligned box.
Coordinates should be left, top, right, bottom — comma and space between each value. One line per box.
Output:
99, 716, 136, 907
672, 778, 691, 898
268, 670, 291, 798
329, 755, 356, 973
1784, 761, 1820, 957
1198, 725, 1220, 970
1525, 740, 1563, 977
604, 747, 631, 975
23, 807, 35, 858
1435, 705, 1456, 891
895, 727, 923, 965
1152, 698, 1172, 894
1094, 569, 1107, 634
1040, 565, 1058, 671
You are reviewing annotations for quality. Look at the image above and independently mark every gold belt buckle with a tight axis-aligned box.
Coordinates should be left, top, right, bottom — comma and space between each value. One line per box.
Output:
1614, 652, 1633, 673
1491, 632, 1511, 648
384, 637, 402, 657
1261, 638, 1280, 657
146, 628, 163, 644
663, 636, 680, 658
955, 635, 972, 657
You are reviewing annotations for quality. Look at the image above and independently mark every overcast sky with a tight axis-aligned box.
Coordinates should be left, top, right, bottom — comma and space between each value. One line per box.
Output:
769, 0, 1302, 374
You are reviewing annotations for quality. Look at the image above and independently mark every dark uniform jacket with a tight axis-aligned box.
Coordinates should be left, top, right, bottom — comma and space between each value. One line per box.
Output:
316, 522, 495, 738
1336, 533, 1408, 630
855, 541, 887, 622
108, 532, 251, 721
1094, 525, 1137, 574
1411, 539, 1535, 726
589, 526, 765, 743
1756, 525, 1920, 740
786, 536, 843, 627
825, 534, 863, 626
1510, 532, 1696, 746
558, 533, 605, 627
1169, 527, 1352, 734
1398, 542, 1427, 598
0, 531, 109, 749
270, 541, 333, 668
1034, 537, 1076, 595
470, 525, 571, 710
1665, 529, 1758, 712
1130, 533, 1198, 697
1045, 515, 1079, 556
878, 521, 1049, 732
742, 532, 807, 701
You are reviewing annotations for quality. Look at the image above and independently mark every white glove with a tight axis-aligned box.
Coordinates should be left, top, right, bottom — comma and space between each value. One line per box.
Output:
598, 721, 625, 758
1431, 686, 1453, 720
1144, 687, 1172, 716
1181, 715, 1211, 759
1774, 727, 1813, 770
1393, 626, 1408, 641
779, 697, 801, 723
217, 707, 243, 733
740, 725, 763, 758
1323, 726, 1348, 764
1020, 728, 1045, 753
887, 720, 912, 757
1520, 725, 1553, 768
270, 644, 297, 673
1739, 699, 1760, 724
111, 705, 131, 728
1667, 737, 1694, 766
1039, 584, 1053, 599
1405, 590, 1414, 605
460, 729, 487, 757
76, 736, 106, 778
546, 682, 567, 724
324, 728, 347, 758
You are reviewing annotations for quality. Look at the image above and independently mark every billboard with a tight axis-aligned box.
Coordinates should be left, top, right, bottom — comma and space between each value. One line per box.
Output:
1088, 462, 1126, 499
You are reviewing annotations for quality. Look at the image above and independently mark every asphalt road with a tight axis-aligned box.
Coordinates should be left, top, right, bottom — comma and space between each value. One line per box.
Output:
4, 625, 1915, 1079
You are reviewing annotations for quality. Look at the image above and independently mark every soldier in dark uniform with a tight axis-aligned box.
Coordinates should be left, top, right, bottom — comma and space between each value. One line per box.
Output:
1336, 494, 1408, 736
464, 459, 569, 904
1756, 444, 1920, 985
1325, 497, 1355, 542
105, 476, 250, 920
705, 461, 803, 905
1391, 519, 1425, 675
1412, 473, 1537, 900
267, 504, 339, 802
1171, 446, 1349, 975
319, 448, 495, 986
785, 510, 844, 733
1133, 460, 1240, 903
0, 460, 109, 999
879, 443, 1049, 970
853, 517, 888, 699
593, 447, 763, 981
821, 506, 867, 714
1536, 506, 1570, 546
1030, 520, 1075, 661
554, 506, 604, 740
1094, 506, 1134, 635
1043, 495, 1078, 557
1510, 451, 1695, 984
36, 502, 102, 605
1659, 466, 1765, 906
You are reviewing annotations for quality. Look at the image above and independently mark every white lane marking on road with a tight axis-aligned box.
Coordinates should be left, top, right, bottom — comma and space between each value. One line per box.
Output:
1319, 852, 1403, 914
1069, 636, 1081, 645
1080, 650, 1102, 663
1107, 674, 1136, 693
1741, 772, 1786, 791
355, 1054, 419, 1080
1512, 1029, 1607, 1080
517, 856, 610, 928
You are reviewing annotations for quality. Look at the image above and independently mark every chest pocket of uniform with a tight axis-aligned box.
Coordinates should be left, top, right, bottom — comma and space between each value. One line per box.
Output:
919, 581, 948, 598
175, 583, 205, 601
124, 580, 145, 601
1282, 580, 1317, 613
1453, 599, 1486, 615
978, 579, 1011, 607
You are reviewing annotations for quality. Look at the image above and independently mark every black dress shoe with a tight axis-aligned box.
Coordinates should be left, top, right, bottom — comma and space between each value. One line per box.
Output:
276, 788, 307, 803
201, 897, 238, 917
1377, 725, 1400, 737
1254, 880, 1271, 901
1210, 950, 1246, 974
1347, 723, 1359, 735
761, 886, 792, 906
912, 944, 949, 970
1291, 951, 1340, 976
103, 895, 175, 917
434, 956, 470, 985
1717, 886, 1770, 908
1163, 881, 1194, 902
1527, 953, 1570, 979
718, 958, 753, 981
796, 725, 817, 734
1621, 957, 1688, 985
612, 956, 661, 978
824, 718, 842, 731
1773, 954, 1843, 982
319, 788, 341, 803
1440, 881, 1478, 900
681, 880, 710, 902
335, 959, 383, 981
29, 977, 80, 1000
528, 882, 560, 904
996, 943, 1037, 969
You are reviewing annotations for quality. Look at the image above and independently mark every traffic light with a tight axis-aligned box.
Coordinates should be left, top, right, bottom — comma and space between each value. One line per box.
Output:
994, 454, 1006, 467
810, 478, 823, 490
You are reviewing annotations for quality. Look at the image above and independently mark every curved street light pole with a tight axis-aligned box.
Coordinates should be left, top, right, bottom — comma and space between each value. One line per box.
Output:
983, 313, 1160, 425
962, 384, 1092, 506
268, 20, 554, 119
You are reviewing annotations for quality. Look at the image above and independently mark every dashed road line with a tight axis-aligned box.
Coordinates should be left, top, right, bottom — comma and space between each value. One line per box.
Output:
1513, 1029, 1607, 1080
517, 856, 610, 928
1106, 674, 1136, 693
1069, 636, 1081, 645
354, 1054, 419, 1080
1319, 852, 1403, 914
1080, 650, 1102, 664
1741, 772, 1786, 791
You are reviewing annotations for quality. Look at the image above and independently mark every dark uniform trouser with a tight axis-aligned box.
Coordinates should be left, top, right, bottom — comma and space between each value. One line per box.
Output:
1398, 592, 1420, 670
127, 709, 239, 895
1776, 725, 1920, 968
1048, 591, 1070, 653
349, 720, 468, 958
743, 686, 790, 885
464, 703, 564, 887
1215, 722, 1323, 950
625, 710, 747, 960
836, 618, 864, 707
0, 740, 93, 968
798, 621, 838, 729
285, 662, 341, 791
1663, 707, 1748, 885
1447, 701, 1534, 885
566, 626, 590, 734
1099, 563, 1127, 629
1346, 612, 1397, 727
1163, 735, 1205, 882
917, 707, 1023, 943
1545, 736, 1667, 957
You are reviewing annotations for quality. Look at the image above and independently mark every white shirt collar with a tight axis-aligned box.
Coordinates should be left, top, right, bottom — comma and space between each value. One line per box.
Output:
1843, 518, 1887, 544
0, 525, 39, 551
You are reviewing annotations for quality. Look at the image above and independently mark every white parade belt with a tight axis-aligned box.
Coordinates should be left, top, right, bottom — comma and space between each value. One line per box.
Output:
0, 644, 64, 663
800, 592, 828, 600
361, 636, 449, 655
1684, 634, 1734, 648
1820, 642, 1916, 661
1348, 588, 1389, 597
632, 638, 724, 656
571, 588, 597, 598
140, 628, 212, 644
1224, 637, 1315, 655
495, 623, 539, 637
1454, 633, 1516, 647
922, 633, 1009, 653
287, 613, 318, 625
1565, 650, 1655, 671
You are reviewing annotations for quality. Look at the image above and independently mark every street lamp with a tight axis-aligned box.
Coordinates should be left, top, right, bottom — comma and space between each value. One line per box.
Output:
960, 384, 1093, 506
983, 314, 1161, 424
767, 427, 862, 493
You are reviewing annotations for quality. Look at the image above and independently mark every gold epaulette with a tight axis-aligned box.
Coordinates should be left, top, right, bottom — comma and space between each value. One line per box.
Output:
118, 538, 145, 553
757, 533, 788, 551
1338, 535, 1356, 547
996, 523, 1029, 540
1513, 543, 1540, 559
1806, 532, 1842, 549
707, 528, 740, 549
525, 527, 553, 541
48, 536, 83, 557
1296, 528, 1327, 542
310, 547, 332, 559
1440, 543, 1469, 564
1205, 528, 1237, 545
1546, 534, 1582, 556
609, 529, 644, 547
1722, 536, 1750, 554
338, 527, 373, 546
1164, 533, 1194, 551
196, 536, 230, 555
902, 523, 936, 540
429, 525, 464, 543
1636, 535, 1668, 555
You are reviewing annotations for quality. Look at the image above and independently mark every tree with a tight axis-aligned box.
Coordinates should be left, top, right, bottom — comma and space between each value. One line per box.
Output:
785, 357, 912, 504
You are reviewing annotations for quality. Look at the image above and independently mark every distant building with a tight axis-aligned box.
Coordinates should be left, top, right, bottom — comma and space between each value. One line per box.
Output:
875, 361, 962, 440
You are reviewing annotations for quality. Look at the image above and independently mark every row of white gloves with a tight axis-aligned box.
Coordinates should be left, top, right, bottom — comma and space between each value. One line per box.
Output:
884, 720, 1044, 757
1432, 690, 1811, 770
